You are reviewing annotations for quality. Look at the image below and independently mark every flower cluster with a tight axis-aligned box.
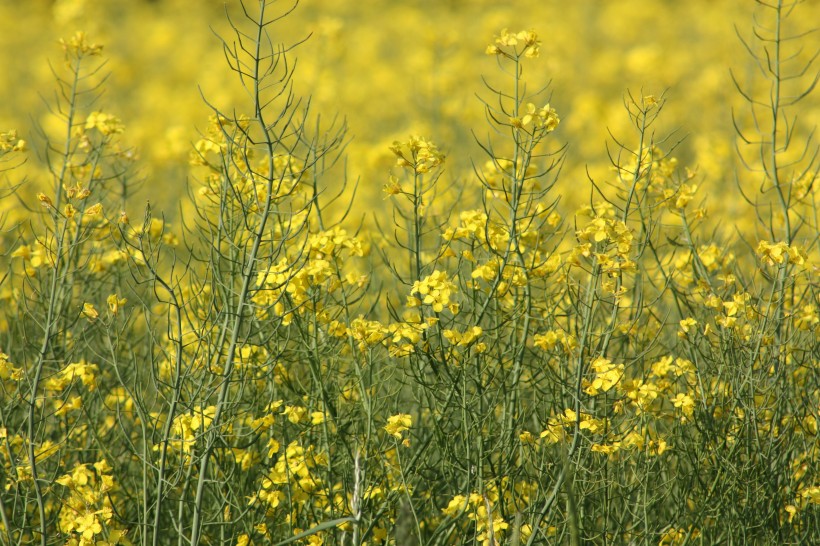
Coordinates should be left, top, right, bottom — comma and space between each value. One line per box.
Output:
0, 129, 26, 153
384, 413, 412, 440
85, 111, 125, 136
486, 28, 540, 59
389, 135, 445, 174
509, 102, 560, 132
756, 240, 806, 266
409, 270, 458, 313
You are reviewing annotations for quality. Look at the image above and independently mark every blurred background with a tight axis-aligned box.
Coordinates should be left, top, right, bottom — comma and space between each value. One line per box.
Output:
1, 0, 818, 224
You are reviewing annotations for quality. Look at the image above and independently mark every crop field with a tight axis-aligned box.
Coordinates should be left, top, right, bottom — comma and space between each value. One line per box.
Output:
0, 0, 818, 544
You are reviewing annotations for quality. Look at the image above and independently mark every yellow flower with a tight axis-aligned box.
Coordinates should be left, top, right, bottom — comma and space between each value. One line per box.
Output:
0, 129, 26, 152
383, 176, 403, 196
671, 393, 695, 420
800, 485, 820, 504
591, 443, 620, 455
533, 330, 576, 354
794, 305, 819, 331
75, 511, 102, 541
519, 431, 536, 445
84, 202, 104, 217
584, 357, 624, 395
384, 413, 412, 440
410, 270, 457, 313
674, 183, 698, 209
491, 29, 540, 58
659, 527, 687, 545
283, 405, 306, 424
37, 192, 53, 208
678, 317, 697, 334
260, 438, 279, 459
0, 353, 22, 381
443, 495, 467, 517
59, 31, 103, 56
190, 406, 216, 431
85, 111, 124, 136
107, 294, 127, 315
643, 94, 659, 107
525, 102, 560, 131
54, 395, 82, 416
650, 356, 674, 377
81, 302, 99, 321
390, 136, 445, 174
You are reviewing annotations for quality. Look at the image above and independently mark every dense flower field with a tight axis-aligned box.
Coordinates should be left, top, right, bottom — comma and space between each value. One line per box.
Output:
0, 1, 818, 545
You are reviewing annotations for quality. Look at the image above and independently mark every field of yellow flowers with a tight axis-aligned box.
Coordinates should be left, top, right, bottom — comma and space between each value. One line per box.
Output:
0, 0, 818, 545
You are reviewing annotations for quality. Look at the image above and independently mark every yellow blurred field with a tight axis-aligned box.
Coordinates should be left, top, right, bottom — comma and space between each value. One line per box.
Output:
4, 0, 817, 219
